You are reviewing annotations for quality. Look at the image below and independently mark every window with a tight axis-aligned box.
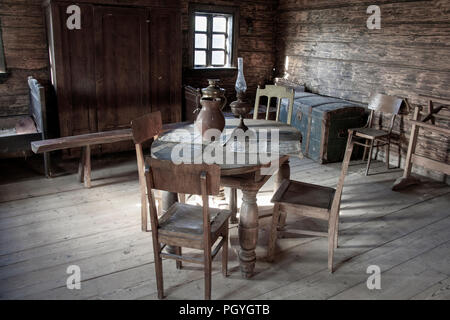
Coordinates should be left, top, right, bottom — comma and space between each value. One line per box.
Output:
190, 5, 238, 69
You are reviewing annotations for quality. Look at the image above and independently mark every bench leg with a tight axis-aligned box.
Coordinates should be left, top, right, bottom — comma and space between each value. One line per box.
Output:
78, 147, 86, 183
84, 145, 91, 188
43, 151, 51, 178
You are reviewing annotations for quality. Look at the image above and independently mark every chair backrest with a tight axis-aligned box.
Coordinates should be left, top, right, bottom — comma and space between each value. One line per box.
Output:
328, 134, 354, 223
132, 112, 164, 232
367, 93, 403, 132
368, 93, 403, 114
253, 85, 295, 124
131, 111, 163, 145
145, 158, 220, 196
144, 159, 221, 245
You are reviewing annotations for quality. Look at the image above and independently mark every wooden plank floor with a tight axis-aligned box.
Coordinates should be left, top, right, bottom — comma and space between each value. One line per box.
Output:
0, 154, 449, 300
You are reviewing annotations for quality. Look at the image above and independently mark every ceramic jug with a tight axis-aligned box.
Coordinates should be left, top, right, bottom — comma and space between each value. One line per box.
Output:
195, 97, 225, 139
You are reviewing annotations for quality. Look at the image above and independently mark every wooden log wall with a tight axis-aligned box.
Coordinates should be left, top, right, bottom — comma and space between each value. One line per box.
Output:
275, 0, 450, 181
181, 0, 277, 107
0, 0, 50, 117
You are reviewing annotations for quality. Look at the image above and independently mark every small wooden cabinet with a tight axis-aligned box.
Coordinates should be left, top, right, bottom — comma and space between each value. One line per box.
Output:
44, 0, 181, 154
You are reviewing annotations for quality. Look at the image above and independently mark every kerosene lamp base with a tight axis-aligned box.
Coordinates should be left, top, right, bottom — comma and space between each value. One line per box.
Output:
230, 91, 252, 132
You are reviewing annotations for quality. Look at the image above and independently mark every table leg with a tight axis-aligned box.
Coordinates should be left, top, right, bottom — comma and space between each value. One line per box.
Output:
226, 187, 238, 224
274, 159, 290, 230
161, 191, 178, 212
238, 189, 258, 278
161, 191, 180, 257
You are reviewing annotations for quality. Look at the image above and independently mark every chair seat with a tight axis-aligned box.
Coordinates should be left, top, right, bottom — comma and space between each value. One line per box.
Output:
271, 180, 336, 210
158, 203, 231, 240
352, 127, 389, 139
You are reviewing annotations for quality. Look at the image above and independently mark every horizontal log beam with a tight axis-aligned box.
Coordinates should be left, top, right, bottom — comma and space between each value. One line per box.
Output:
412, 154, 450, 175
410, 121, 450, 135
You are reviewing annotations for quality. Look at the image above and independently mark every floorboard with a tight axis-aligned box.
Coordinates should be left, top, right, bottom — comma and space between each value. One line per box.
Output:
0, 153, 449, 300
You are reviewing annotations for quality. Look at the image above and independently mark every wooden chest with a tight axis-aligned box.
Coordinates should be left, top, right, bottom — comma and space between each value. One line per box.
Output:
280, 92, 366, 163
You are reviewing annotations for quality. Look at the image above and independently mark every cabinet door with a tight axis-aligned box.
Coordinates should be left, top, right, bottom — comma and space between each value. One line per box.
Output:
94, 6, 150, 132
50, 3, 97, 137
149, 7, 182, 124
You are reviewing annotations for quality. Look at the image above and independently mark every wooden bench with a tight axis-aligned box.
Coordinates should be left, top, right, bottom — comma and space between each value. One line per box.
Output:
31, 129, 133, 188
31, 122, 191, 188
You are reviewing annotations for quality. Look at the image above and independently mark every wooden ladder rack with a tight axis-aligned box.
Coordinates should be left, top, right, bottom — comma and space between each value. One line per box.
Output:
392, 100, 450, 190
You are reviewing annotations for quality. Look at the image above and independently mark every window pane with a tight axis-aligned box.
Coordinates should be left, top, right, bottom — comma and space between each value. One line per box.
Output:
195, 16, 207, 32
212, 51, 225, 65
195, 50, 206, 66
212, 34, 225, 49
195, 34, 207, 49
213, 17, 227, 32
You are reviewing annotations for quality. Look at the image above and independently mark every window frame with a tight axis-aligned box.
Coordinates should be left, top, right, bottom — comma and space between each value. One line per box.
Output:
193, 13, 232, 68
189, 4, 239, 70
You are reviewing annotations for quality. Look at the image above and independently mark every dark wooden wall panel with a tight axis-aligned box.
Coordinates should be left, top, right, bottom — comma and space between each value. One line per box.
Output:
54, 3, 96, 136
275, 0, 450, 180
150, 7, 182, 124
94, 6, 150, 132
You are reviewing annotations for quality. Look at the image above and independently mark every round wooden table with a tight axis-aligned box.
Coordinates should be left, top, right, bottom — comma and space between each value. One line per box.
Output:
151, 118, 302, 278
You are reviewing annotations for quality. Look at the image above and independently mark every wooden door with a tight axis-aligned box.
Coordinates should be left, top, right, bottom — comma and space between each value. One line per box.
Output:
149, 7, 182, 124
49, 3, 97, 137
94, 6, 151, 132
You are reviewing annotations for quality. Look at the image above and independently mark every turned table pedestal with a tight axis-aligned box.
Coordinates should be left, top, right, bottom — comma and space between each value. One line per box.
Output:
150, 119, 301, 278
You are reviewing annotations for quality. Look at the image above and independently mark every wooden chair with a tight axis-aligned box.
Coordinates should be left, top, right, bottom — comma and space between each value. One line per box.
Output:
267, 133, 353, 272
225, 85, 296, 225
253, 85, 295, 124
131, 112, 163, 232
351, 93, 403, 176
145, 158, 231, 300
